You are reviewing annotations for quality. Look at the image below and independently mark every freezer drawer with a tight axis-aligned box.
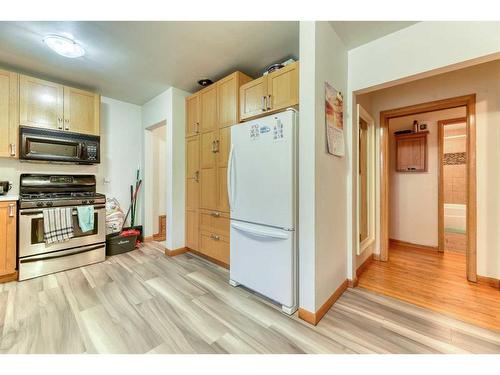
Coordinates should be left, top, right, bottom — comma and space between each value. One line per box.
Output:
229, 221, 296, 310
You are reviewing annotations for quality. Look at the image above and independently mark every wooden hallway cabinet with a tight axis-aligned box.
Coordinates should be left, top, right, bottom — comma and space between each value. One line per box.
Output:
185, 71, 252, 267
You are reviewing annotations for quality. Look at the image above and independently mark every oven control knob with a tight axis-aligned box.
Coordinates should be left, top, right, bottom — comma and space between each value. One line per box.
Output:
89, 199, 95, 204
36, 202, 44, 207
82, 200, 88, 204
46, 202, 53, 207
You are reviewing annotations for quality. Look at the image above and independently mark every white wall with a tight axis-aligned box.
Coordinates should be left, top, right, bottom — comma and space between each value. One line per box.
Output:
0, 96, 143, 226
356, 59, 500, 279
142, 87, 190, 249
151, 124, 166, 234
388, 108, 465, 247
299, 21, 348, 313
349, 22, 500, 93
100, 97, 143, 226
346, 21, 500, 280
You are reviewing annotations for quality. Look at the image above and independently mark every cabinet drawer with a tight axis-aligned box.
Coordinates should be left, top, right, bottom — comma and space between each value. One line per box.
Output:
199, 230, 229, 265
199, 209, 229, 236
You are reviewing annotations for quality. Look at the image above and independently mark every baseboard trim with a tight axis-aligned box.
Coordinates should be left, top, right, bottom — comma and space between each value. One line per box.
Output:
143, 236, 154, 243
188, 249, 230, 269
477, 275, 500, 290
0, 271, 18, 284
373, 253, 381, 261
356, 253, 374, 278
298, 279, 348, 326
164, 247, 188, 257
389, 238, 438, 252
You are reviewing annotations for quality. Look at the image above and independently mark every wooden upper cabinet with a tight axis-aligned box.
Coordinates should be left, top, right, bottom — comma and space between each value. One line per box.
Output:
0, 201, 17, 278
20, 74, 100, 136
267, 61, 299, 112
240, 76, 267, 121
395, 131, 428, 172
200, 86, 218, 133
217, 72, 252, 128
186, 94, 200, 137
0, 69, 18, 158
239, 61, 299, 121
20, 75, 64, 130
63, 87, 100, 135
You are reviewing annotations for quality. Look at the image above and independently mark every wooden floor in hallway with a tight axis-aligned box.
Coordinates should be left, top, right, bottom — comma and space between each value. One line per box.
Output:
358, 244, 500, 333
1, 242, 500, 354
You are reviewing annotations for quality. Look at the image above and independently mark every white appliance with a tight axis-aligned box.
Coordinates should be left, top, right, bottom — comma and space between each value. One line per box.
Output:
228, 109, 297, 314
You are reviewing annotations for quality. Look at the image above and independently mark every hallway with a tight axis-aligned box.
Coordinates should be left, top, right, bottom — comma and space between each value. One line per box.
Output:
358, 243, 500, 332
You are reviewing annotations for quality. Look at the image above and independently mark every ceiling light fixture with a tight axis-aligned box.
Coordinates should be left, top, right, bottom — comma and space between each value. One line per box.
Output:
43, 34, 85, 58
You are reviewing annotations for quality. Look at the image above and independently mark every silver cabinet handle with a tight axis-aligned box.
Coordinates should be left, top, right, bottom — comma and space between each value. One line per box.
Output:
210, 211, 220, 217
211, 140, 216, 153
196, 122, 200, 133
9, 143, 16, 157
215, 140, 219, 153
267, 95, 272, 110
8, 203, 15, 217
194, 171, 199, 182
57, 117, 63, 129
64, 118, 70, 130
210, 234, 220, 241
262, 96, 266, 111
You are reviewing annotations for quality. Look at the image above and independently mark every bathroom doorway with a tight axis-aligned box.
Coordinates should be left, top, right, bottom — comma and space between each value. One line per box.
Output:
438, 117, 468, 254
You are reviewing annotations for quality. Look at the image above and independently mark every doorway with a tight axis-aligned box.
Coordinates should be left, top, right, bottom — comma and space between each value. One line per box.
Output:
144, 121, 167, 245
379, 94, 477, 282
438, 117, 468, 254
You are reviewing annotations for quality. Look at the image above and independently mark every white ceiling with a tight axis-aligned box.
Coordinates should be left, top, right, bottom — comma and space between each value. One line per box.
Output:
0, 21, 299, 105
330, 21, 418, 49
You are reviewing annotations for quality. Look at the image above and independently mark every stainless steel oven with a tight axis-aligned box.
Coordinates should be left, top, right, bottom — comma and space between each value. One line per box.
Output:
19, 204, 106, 258
18, 174, 106, 281
19, 126, 100, 164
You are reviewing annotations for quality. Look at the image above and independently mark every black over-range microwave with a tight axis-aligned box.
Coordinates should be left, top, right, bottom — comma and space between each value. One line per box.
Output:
19, 126, 100, 164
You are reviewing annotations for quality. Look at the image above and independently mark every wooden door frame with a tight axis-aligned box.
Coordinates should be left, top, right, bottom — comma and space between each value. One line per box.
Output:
379, 94, 477, 282
437, 117, 467, 253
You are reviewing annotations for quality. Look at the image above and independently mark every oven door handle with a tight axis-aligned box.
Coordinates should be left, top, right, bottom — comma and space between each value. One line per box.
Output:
19, 243, 106, 263
20, 205, 106, 216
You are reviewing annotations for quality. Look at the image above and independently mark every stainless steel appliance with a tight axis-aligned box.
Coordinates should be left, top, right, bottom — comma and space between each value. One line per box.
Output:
19, 126, 100, 164
18, 174, 106, 280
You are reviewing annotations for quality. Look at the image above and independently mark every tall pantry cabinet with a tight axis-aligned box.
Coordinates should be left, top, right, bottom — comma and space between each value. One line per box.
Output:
185, 71, 252, 266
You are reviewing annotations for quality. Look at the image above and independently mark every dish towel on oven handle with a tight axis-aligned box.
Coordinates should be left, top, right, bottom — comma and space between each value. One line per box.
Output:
77, 205, 95, 233
43, 207, 75, 244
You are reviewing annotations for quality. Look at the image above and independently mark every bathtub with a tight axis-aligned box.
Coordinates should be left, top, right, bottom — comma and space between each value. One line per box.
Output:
444, 203, 467, 233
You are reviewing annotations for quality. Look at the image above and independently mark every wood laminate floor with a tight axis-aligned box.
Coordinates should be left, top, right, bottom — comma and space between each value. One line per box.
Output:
1, 242, 499, 354
358, 244, 500, 333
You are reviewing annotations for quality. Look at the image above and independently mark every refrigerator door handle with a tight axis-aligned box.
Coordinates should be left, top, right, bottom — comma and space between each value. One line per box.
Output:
227, 144, 235, 211
231, 222, 289, 240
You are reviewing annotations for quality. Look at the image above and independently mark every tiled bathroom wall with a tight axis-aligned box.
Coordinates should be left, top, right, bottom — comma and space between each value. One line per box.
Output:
443, 124, 467, 204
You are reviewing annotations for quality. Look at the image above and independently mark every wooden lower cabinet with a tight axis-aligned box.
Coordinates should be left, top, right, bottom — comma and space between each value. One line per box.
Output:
198, 209, 230, 265
199, 231, 230, 266
185, 209, 199, 250
0, 201, 17, 281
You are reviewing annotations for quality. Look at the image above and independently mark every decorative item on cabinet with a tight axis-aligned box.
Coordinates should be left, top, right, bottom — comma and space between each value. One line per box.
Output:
240, 61, 299, 121
395, 131, 429, 172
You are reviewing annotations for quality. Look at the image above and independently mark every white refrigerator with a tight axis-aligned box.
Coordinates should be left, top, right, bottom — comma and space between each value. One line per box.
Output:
228, 109, 297, 314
